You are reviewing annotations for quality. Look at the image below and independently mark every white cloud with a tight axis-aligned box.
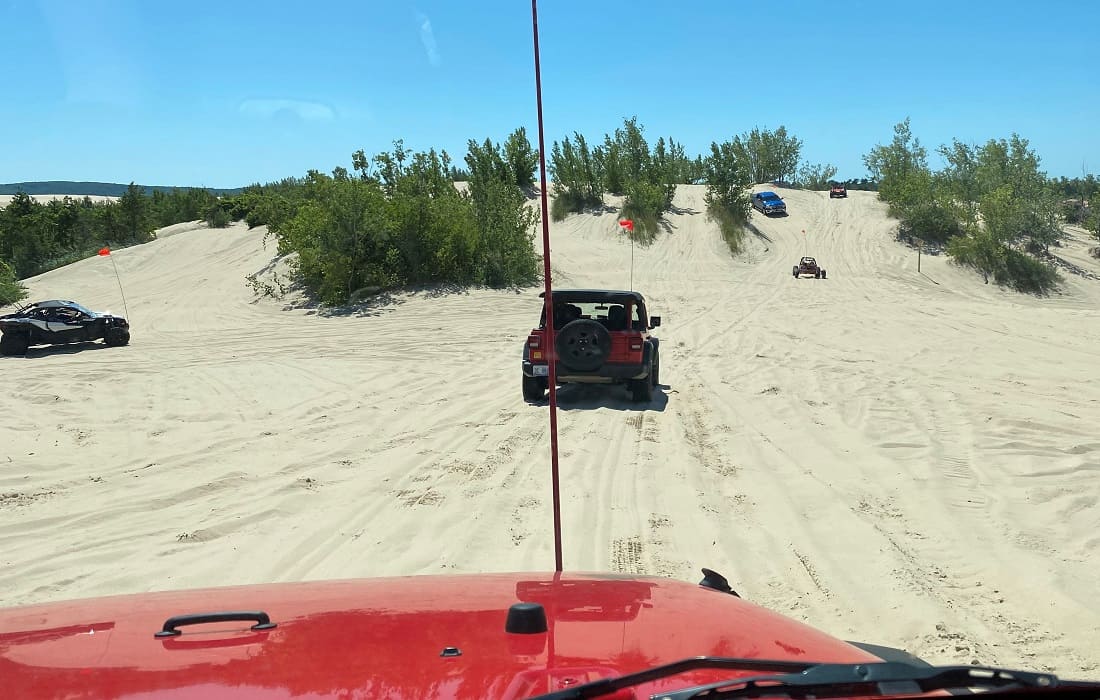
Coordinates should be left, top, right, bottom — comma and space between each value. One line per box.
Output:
418, 13, 441, 67
238, 99, 335, 123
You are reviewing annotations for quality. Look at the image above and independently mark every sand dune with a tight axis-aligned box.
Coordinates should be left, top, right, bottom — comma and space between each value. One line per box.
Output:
1, 187, 1098, 675
0, 194, 118, 207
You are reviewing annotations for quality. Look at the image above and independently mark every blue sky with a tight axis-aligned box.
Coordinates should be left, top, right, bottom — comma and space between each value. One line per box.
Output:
1, 0, 1097, 187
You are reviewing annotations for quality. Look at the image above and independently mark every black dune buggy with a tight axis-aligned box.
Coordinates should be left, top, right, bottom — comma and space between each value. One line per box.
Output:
0, 300, 130, 356
793, 257, 827, 279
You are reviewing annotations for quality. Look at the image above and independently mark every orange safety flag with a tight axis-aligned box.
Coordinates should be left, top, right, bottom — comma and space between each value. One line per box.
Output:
619, 220, 634, 232
98, 247, 111, 256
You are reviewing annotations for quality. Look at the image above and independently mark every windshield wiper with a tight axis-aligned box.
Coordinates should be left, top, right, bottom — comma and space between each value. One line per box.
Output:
527, 659, 1093, 700
527, 657, 815, 699
661, 661, 1074, 700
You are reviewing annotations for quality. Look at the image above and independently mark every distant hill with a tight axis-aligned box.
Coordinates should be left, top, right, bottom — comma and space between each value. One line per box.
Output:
0, 181, 244, 196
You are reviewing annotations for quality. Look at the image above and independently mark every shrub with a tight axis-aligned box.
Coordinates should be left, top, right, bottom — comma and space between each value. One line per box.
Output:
0, 259, 27, 307
947, 231, 1060, 294
898, 201, 963, 245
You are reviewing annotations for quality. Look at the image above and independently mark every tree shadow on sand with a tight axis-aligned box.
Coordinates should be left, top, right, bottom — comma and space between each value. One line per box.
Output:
279, 282, 532, 318
667, 205, 700, 216
744, 221, 774, 249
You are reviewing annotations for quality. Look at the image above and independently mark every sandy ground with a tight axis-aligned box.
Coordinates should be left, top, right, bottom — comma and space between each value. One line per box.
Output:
0, 194, 118, 207
1, 188, 1099, 675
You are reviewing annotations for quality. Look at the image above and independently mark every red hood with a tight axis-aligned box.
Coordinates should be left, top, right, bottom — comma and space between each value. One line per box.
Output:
0, 572, 880, 699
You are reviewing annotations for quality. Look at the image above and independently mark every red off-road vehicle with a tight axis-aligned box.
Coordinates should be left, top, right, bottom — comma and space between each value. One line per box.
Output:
5, 567, 1010, 700
522, 289, 661, 403
793, 256, 827, 279
830, 182, 848, 198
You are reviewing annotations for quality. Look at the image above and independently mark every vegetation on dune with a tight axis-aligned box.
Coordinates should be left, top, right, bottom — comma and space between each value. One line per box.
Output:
865, 118, 1077, 294
549, 119, 812, 247
702, 139, 754, 254
0, 128, 541, 306
793, 162, 839, 191
549, 117, 693, 242
0, 181, 243, 197
548, 132, 605, 220
1051, 173, 1099, 227
253, 135, 541, 305
0, 259, 26, 307
728, 126, 803, 185
0, 186, 157, 281
837, 178, 878, 191
5, 117, 1093, 302
0, 181, 261, 283
503, 127, 540, 191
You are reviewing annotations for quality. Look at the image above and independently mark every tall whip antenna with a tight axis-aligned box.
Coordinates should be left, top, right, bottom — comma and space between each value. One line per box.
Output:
531, 0, 563, 573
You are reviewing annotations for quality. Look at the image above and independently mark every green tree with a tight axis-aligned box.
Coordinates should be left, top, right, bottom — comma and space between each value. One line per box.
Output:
597, 133, 623, 195
0, 259, 27, 307
266, 137, 540, 305
549, 133, 603, 220
703, 139, 754, 253
795, 162, 838, 190
597, 117, 678, 241
465, 137, 540, 286
0, 192, 50, 277
503, 127, 539, 190
975, 135, 1061, 253
730, 126, 802, 184
863, 118, 930, 212
869, 123, 1063, 291
117, 182, 155, 244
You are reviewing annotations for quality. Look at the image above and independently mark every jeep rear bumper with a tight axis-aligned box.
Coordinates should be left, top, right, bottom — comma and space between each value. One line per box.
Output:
522, 360, 649, 383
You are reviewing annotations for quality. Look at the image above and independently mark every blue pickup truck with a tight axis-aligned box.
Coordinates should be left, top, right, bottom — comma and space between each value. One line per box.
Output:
751, 191, 787, 216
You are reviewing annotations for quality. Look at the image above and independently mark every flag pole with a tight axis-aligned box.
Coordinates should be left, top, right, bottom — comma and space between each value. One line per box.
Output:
99, 247, 130, 320
110, 255, 130, 320
618, 219, 635, 291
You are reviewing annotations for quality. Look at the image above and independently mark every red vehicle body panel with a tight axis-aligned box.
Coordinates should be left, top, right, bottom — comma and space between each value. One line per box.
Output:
1, 572, 881, 699
529, 324, 644, 366
528, 298, 649, 368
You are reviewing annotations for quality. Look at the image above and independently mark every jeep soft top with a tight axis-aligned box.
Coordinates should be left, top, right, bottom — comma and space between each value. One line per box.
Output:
538, 289, 645, 303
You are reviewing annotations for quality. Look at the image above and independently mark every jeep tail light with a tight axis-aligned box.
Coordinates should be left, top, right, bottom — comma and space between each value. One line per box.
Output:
630, 339, 643, 351
528, 334, 541, 349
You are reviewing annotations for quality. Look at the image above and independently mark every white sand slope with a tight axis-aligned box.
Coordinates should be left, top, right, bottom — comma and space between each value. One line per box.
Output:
0, 194, 118, 207
1, 188, 1098, 675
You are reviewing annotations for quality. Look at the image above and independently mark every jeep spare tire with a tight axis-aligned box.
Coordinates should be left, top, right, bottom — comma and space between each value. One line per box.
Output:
555, 319, 611, 372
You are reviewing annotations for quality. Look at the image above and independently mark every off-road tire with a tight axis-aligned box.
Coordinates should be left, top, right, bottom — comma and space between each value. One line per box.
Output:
522, 373, 547, 402
0, 332, 30, 356
630, 365, 654, 403
792, 266, 799, 278
555, 319, 611, 372
821, 269, 827, 279
105, 327, 130, 347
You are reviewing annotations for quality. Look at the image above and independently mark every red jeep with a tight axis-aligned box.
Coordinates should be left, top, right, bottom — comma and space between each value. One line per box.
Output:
829, 182, 848, 198
793, 256, 827, 279
522, 289, 661, 403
